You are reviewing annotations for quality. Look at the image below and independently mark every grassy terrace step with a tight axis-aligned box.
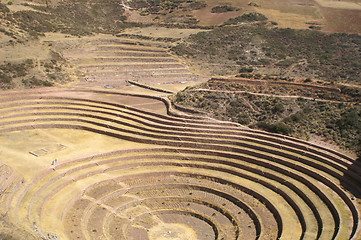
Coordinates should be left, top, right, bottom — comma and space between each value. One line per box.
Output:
70, 57, 179, 64
0, 99, 359, 182
81, 74, 197, 84
62, 37, 188, 89
64, 50, 172, 58
81, 68, 191, 75
91, 194, 247, 239
69, 155, 324, 238
13, 149, 348, 239
78, 63, 186, 71
0, 90, 356, 168
77, 78, 196, 86
2, 113, 358, 203
1, 95, 358, 178
81, 191, 243, 239
3, 98, 346, 159
0, 91, 219, 123
94, 45, 168, 52
1, 89, 360, 239
84, 72, 194, 78
17, 155, 284, 239
3, 106, 358, 231
90, 39, 174, 48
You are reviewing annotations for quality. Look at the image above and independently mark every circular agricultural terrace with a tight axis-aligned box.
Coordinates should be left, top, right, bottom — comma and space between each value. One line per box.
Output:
0, 87, 360, 240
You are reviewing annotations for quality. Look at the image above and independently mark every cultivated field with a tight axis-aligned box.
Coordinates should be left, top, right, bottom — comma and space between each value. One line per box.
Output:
0, 84, 360, 239
57, 35, 203, 92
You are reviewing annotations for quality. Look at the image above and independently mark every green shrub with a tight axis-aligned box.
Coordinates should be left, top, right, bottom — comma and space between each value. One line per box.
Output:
284, 111, 305, 123
336, 108, 360, 130
258, 58, 271, 65
239, 67, 254, 73
248, 2, 260, 7
161, 1, 177, 9
224, 12, 267, 25
236, 113, 251, 125
184, 1, 207, 10
0, 61, 32, 78
211, 5, 240, 13
0, 73, 12, 84
341, 86, 361, 98
22, 77, 53, 88
272, 102, 285, 113
0, 3, 10, 12
236, 73, 253, 78
256, 121, 293, 135
275, 58, 296, 67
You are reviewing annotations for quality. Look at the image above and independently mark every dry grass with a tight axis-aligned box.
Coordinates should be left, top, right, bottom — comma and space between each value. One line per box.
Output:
121, 26, 208, 39
315, 0, 361, 10
256, 8, 322, 29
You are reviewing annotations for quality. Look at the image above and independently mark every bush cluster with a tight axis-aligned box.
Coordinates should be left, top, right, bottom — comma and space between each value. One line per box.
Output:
223, 12, 267, 25
22, 77, 53, 88
172, 25, 361, 83
0, 3, 10, 12
172, 80, 361, 156
211, 5, 240, 13
256, 121, 293, 135
130, 0, 206, 14
7, 0, 127, 36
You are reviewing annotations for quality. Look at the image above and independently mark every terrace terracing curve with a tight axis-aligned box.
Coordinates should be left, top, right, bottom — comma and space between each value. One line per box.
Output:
0, 87, 360, 240
60, 36, 202, 91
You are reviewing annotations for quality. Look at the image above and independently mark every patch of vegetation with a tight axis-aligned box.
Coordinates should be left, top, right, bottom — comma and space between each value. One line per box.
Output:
172, 80, 361, 156
275, 58, 297, 67
341, 86, 361, 100
22, 76, 53, 88
0, 72, 12, 89
256, 121, 293, 135
2, 0, 209, 37
172, 25, 361, 83
165, 14, 199, 24
223, 12, 267, 25
129, 0, 206, 14
182, 1, 207, 11
239, 67, 254, 73
0, 3, 10, 13
154, 22, 213, 29
248, 2, 260, 7
0, 56, 70, 89
6, 0, 127, 36
13, 11, 57, 36
211, 5, 240, 13
0, 60, 34, 89
309, 25, 322, 31
116, 33, 180, 42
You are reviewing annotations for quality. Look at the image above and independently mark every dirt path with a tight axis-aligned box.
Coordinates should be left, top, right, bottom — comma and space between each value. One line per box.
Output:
191, 88, 360, 104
